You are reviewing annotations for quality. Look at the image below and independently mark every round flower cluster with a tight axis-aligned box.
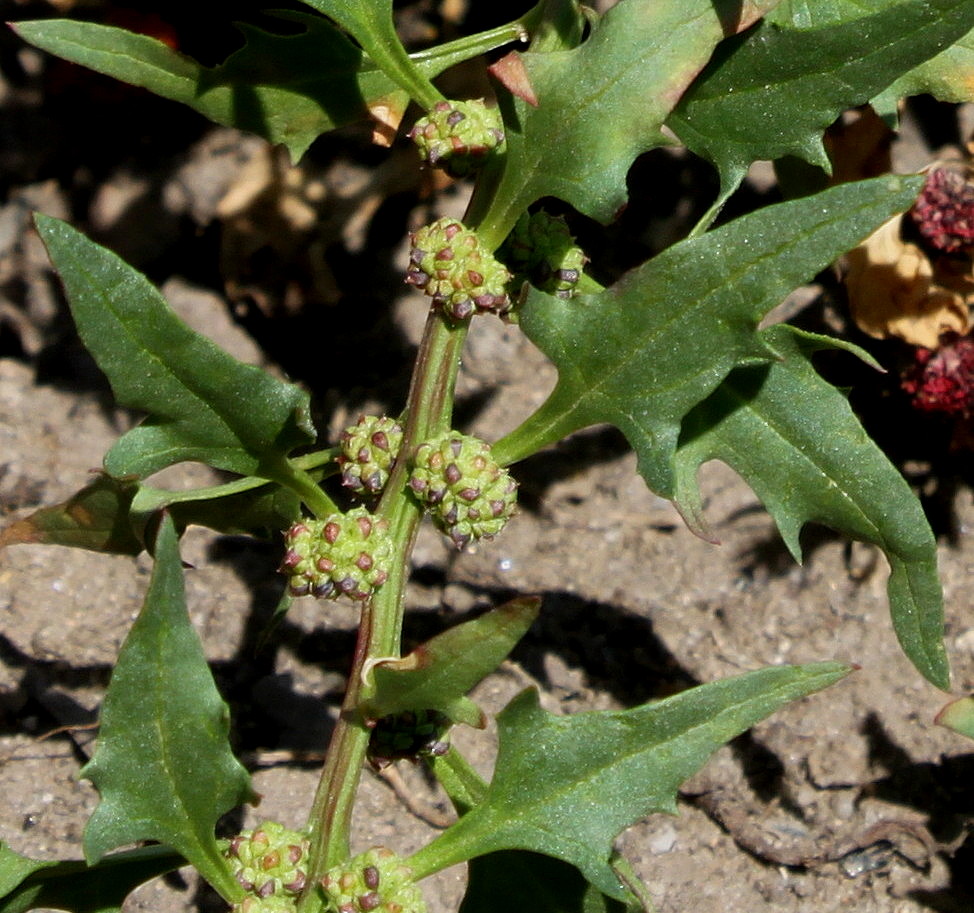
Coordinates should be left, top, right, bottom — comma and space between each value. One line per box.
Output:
408, 98, 504, 177
406, 218, 512, 321
224, 821, 309, 905
281, 508, 393, 601
338, 415, 403, 496
499, 210, 587, 299
408, 431, 517, 549
320, 847, 427, 913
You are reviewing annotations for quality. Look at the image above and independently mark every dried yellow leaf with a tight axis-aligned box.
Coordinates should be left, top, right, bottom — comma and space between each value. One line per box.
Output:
845, 215, 972, 349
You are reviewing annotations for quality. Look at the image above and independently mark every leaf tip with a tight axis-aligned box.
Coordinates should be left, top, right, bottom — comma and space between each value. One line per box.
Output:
489, 52, 538, 106
935, 695, 974, 738
497, 594, 543, 623
672, 499, 720, 545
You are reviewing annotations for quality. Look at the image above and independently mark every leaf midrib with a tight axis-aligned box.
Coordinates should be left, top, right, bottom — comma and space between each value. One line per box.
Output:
69, 251, 254, 452
468, 673, 834, 842
682, 0, 972, 109
548, 198, 873, 411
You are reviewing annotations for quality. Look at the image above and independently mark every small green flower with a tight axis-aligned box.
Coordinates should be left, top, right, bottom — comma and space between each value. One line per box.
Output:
281, 508, 394, 601
233, 896, 297, 913
498, 210, 587, 299
338, 415, 404, 496
223, 821, 310, 899
408, 432, 517, 549
320, 847, 427, 913
406, 218, 512, 322
408, 99, 504, 177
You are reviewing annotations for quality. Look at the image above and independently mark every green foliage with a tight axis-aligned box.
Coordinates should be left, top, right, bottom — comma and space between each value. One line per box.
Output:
34, 215, 315, 483
667, 0, 974, 200
80, 515, 254, 902
492, 175, 923, 496
362, 597, 541, 728
476, 0, 777, 239
7, 0, 973, 910
0, 844, 183, 913
12, 13, 519, 159
294, 0, 442, 109
409, 663, 849, 897
771, 0, 974, 117
673, 325, 948, 687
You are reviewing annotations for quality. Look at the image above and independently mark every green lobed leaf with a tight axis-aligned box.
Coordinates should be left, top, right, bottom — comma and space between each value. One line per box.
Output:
476, 0, 779, 239
491, 175, 925, 498
362, 596, 541, 728
0, 845, 183, 913
666, 0, 974, 201
0, 474, 142, 556
672, 325, 948, 688
409, 662, 850, 898
295, 0, 440, 109
12, 12, 517, 160
80, 514, 253, 902
35, 214, 315, 482
767, 0, 974, 116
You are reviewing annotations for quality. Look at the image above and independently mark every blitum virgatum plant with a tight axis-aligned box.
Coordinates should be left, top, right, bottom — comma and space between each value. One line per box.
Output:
4, 0, 974, 910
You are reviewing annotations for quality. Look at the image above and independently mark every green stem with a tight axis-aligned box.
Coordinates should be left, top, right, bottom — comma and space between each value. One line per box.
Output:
411, 15, 534, 70
299, 309, 468, 907
292, 448, 341, 471
488, 393, 577, 468
429, 746, 489, 815
686, 177, 745, 239
133, 448, 341, 515
370, 36, 446, 110
612, 855, 659, 913
465, 172, 524, 253
275, 460, 338, 519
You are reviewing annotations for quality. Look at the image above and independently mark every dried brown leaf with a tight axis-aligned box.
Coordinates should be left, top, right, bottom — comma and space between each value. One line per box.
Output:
845, 215, 972, 348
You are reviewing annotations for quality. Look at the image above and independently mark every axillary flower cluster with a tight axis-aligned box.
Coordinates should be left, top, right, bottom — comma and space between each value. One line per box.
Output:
280, 420, 518, 599
223, 822, 309, 912
223, 824, 426, 913
278, 97, 589, 600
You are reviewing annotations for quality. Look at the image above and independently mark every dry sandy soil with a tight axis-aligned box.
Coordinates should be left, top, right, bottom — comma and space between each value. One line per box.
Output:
3, 5, 974, 912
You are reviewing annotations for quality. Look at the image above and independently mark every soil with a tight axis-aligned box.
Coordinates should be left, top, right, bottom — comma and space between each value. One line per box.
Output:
3, 4, 974, 913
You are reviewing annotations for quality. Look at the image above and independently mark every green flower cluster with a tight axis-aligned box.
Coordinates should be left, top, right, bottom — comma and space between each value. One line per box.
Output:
406, 218, 512, 321
408, 431, 517, 549
281, 507, 393, 601
320, 847, 427, 913
223, 821, 309, 911
408, 98, 504, 177
498, 210, 587, 299
338, 415, 403, 496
